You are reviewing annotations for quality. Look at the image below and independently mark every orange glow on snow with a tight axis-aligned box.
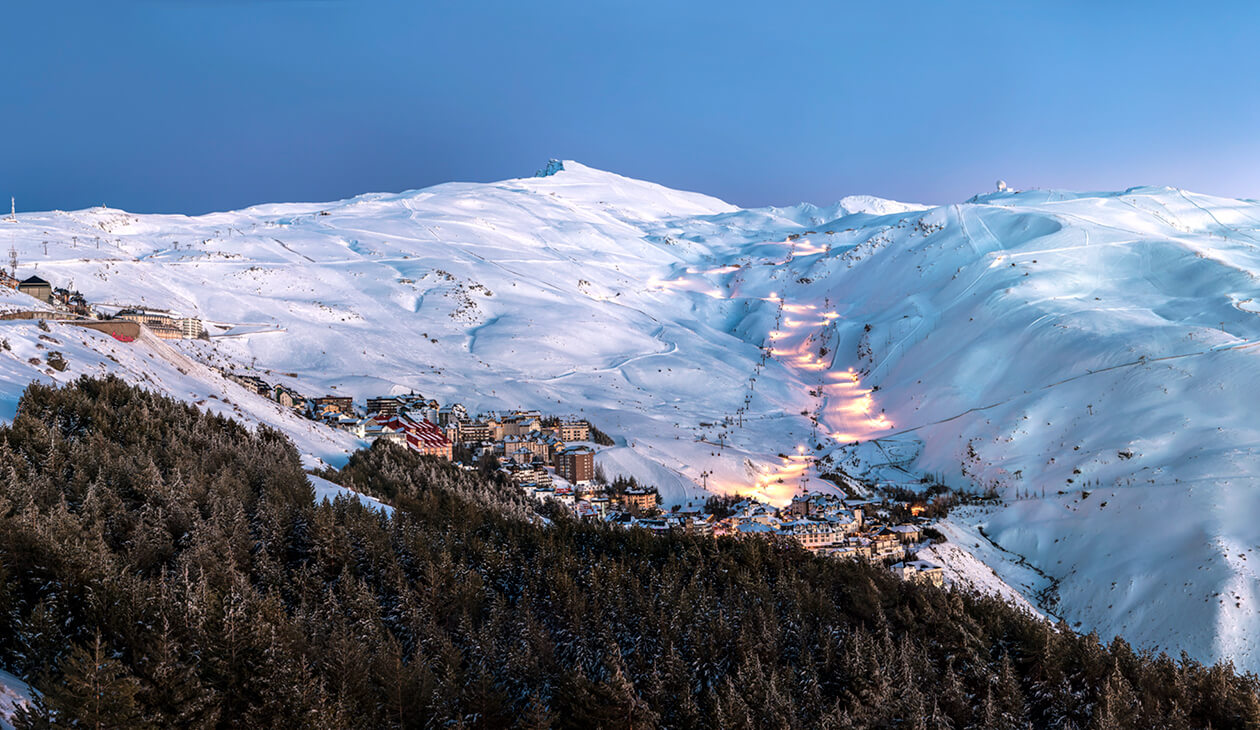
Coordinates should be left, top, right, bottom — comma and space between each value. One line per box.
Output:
644, 257, 893, 504
793, 240, 828, 256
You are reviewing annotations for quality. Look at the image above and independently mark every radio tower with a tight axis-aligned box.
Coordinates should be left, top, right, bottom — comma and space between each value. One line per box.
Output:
7, 197, 14, 222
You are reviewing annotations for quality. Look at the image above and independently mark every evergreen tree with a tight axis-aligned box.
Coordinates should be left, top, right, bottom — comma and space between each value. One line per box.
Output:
22, 632, 145, 730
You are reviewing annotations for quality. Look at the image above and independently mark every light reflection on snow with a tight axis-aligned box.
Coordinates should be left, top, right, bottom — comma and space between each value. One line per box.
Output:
647, 250, 893, 504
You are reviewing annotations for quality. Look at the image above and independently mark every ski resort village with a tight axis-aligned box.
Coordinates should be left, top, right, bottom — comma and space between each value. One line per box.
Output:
0, 251, 947, 587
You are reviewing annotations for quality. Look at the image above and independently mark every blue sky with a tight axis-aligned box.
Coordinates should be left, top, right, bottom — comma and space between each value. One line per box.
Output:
2, 1, 1257, 213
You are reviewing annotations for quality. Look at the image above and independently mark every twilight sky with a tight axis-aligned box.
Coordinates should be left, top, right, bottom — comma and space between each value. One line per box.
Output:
2, 1, 1258, 214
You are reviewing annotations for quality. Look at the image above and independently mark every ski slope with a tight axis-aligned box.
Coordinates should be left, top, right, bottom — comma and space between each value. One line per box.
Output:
4, 162, 1260, 671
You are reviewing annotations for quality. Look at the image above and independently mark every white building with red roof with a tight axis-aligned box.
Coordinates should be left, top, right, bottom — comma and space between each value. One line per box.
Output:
369, 413, 452, 460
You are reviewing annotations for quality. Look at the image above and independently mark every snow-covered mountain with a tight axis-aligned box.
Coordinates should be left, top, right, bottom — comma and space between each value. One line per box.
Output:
4, 161, 1260, 671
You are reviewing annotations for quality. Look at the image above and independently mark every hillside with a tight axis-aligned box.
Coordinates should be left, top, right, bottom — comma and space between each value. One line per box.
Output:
3, 377, 1259, 729
3, 163, 1260, 671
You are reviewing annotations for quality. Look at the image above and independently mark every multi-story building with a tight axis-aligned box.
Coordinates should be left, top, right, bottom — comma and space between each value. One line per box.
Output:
519, 431, 563, 463
620, 487, 656, 511
436, 404, 468, 426
226, 372, 271, 396
506, 446, 535, 465
368, 413, 452, 460
496, 434, 522, 456
273, 385, 305, 411
404, 417, 453, 461
824, 538, 874, 561
353, 417, 405, 444
557, 421, 591, 442
588, 495, 611, 517
554, 445, 594, 485
115, 309, 166, 327
779, 518, 844, 552
366, 396, 404, 417
313, 396, 354, 415
782, 494, 813, 519
685, 514, 715, 536
457, 420, 493, 443
148, 323, 184, 340
492, 412, 542, 439
402, 402, 440, 425
178, 317, 205, 338
868, 527, 907, 559
889, 524, 923, 544
115, 308, 201, 339
506, 464, 552, 488
891, 560, 945, 587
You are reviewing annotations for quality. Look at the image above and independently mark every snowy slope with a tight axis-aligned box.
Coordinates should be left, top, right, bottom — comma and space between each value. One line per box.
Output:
0, 288, 53, 316
5, 165, 1260, 670
0, 161, 828, 508
309, 474, 395, 516
0, 321, 361, 464
916, 510, 1046, 619
800, 187, 1260, 668
0, 669, 32, 730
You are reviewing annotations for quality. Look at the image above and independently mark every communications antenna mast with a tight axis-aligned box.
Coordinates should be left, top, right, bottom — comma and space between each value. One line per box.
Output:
7, 197, 14, 222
